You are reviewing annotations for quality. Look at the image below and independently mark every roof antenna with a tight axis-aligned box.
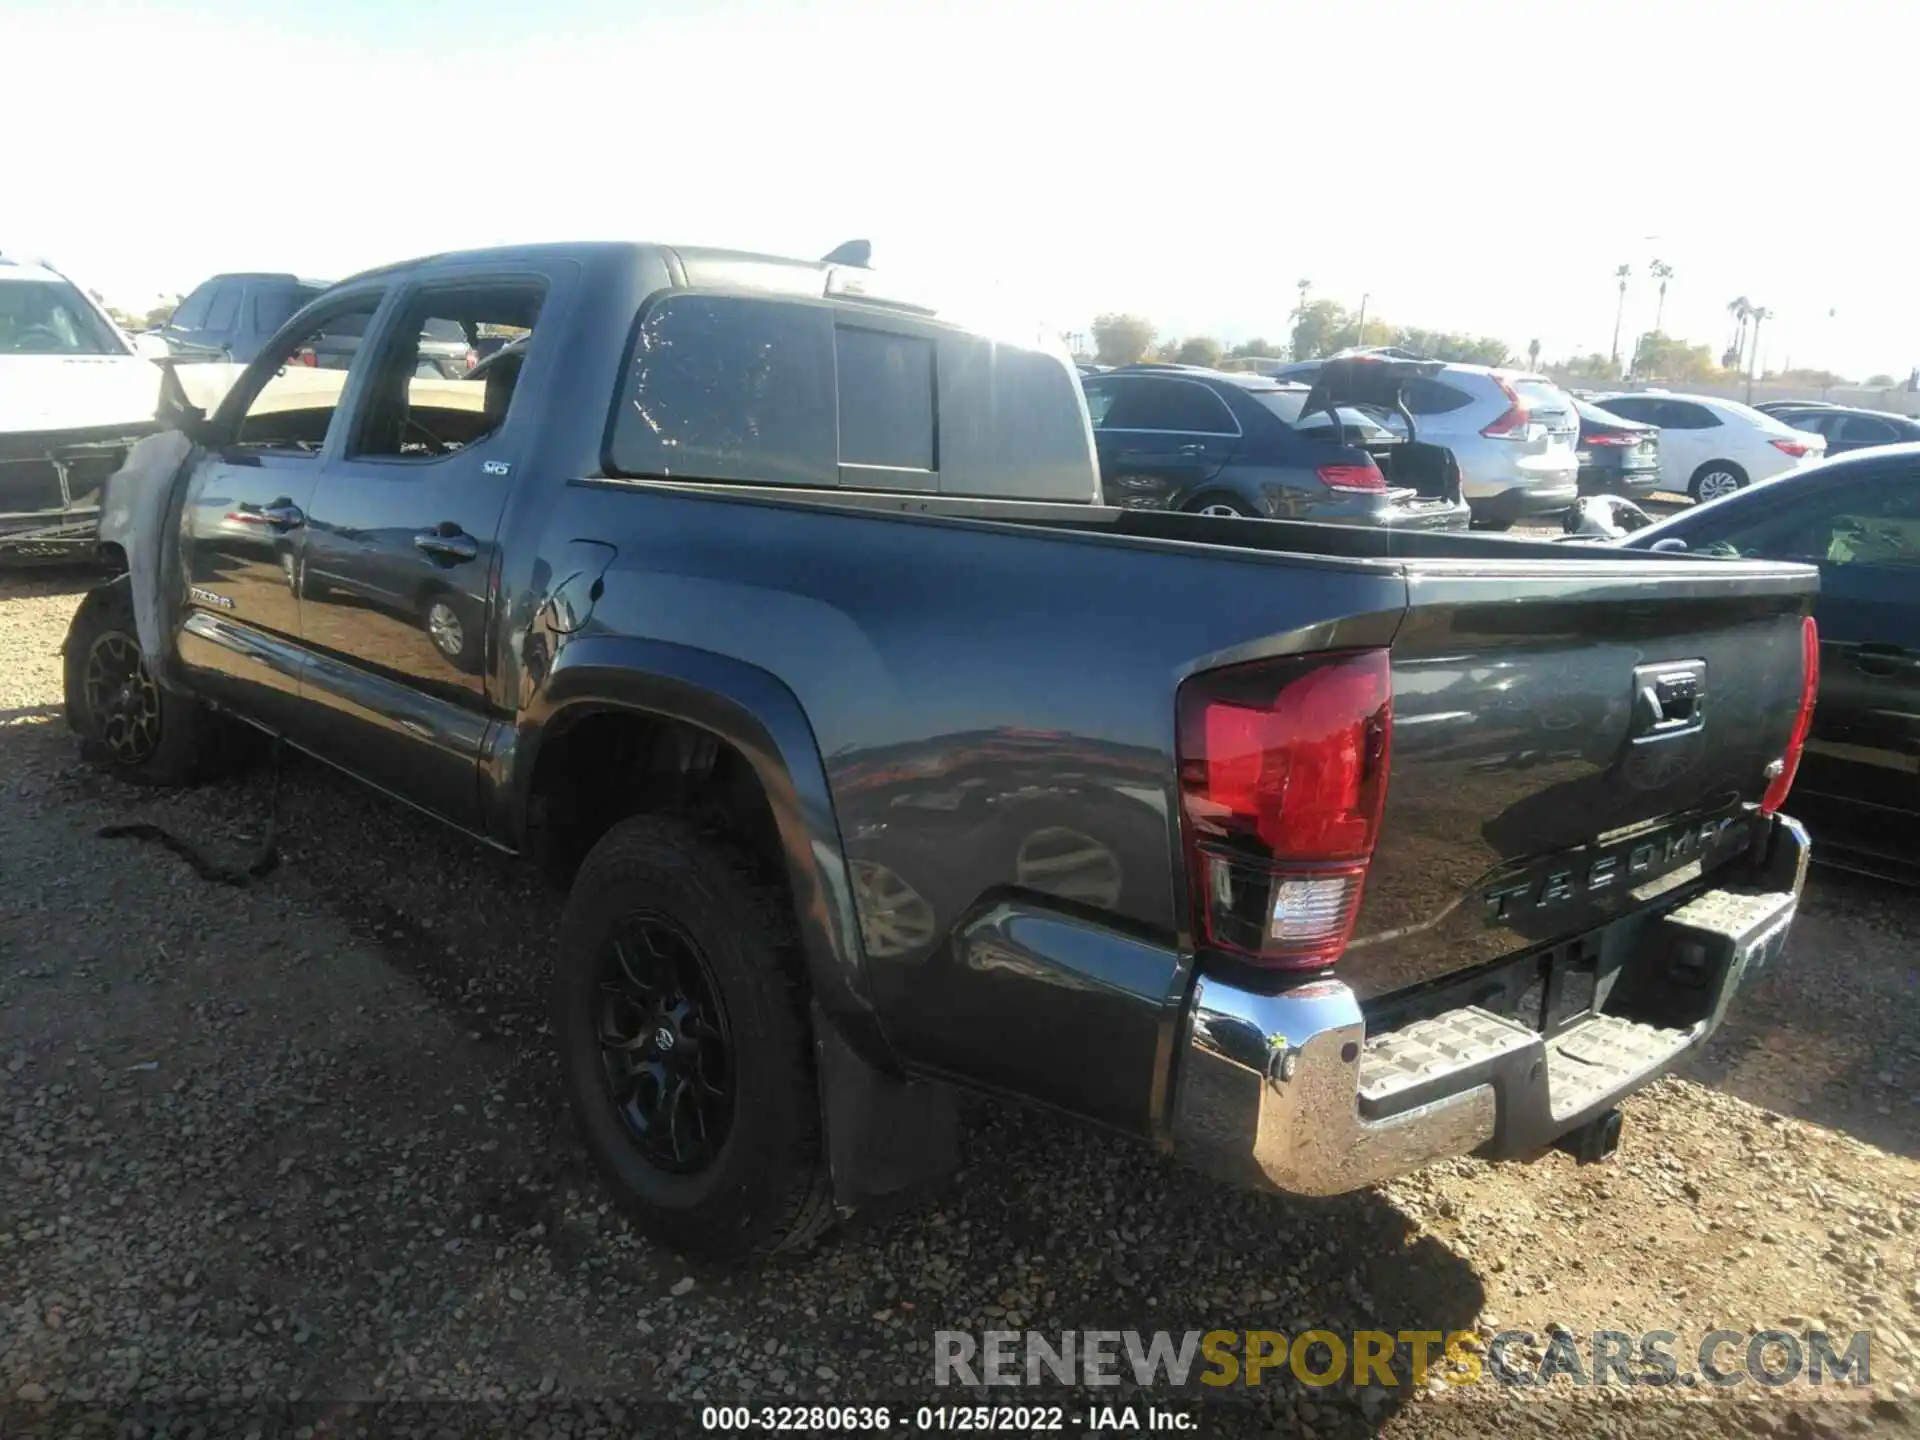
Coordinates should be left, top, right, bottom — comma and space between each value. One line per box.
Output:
821, 239, 872, 268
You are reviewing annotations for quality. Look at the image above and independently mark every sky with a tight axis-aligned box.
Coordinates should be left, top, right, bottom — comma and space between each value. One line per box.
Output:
4, 0, 1913, 378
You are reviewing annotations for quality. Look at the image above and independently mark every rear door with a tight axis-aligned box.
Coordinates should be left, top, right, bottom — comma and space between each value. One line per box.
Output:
1828, 413, 1902, 456
175, 287, 389, 729
1084, 375, 1238, 509
291, 267, 556, 828
1653, 399, 1722, 487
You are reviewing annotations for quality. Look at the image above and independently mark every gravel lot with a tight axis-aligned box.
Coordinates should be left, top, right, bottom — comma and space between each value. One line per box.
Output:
2, 567, 1916, 1438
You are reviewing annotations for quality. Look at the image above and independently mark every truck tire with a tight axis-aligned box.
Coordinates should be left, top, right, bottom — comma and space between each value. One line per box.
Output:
554, 814, 835, 1263
62, 579, 225, 787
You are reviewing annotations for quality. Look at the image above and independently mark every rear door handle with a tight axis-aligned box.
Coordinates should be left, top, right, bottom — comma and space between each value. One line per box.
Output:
1854, 644, 1920, 675
414, 527, 478, 563
1178, 443, 1208, 456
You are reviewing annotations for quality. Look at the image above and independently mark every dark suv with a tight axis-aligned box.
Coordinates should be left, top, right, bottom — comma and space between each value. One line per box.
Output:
158, 273, 476, 376
1080, 364, 1469, 528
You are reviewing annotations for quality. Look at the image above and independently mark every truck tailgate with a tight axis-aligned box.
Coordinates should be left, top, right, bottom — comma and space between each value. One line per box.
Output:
1344, 555, 1817, 1001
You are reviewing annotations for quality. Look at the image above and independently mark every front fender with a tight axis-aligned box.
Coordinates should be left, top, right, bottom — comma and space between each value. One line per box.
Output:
491, 633, 888, 1065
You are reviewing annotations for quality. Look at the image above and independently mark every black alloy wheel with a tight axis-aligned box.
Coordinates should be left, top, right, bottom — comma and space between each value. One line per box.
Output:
82, 630, 162, 765
595, 914, 735, 1174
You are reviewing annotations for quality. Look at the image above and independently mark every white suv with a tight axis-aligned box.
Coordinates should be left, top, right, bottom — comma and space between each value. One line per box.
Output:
1593, 392, 1825, 502
1, 256, 165, 559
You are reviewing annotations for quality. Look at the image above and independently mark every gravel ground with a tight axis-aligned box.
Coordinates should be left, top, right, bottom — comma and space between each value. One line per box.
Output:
2, 567, 1916, 1439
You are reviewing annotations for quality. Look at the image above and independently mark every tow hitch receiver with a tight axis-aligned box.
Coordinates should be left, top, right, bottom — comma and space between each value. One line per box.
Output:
1558, 1108, 1623, 1165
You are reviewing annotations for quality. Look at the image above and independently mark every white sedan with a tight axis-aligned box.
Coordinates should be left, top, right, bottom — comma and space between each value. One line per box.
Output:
1591, 391, 1825, 501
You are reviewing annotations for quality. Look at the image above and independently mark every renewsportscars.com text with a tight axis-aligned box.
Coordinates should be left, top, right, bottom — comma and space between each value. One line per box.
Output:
934, 1328, 1874, 1390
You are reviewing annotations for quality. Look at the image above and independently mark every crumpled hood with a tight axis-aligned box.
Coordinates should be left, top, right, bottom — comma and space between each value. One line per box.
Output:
0, 355, 161, 435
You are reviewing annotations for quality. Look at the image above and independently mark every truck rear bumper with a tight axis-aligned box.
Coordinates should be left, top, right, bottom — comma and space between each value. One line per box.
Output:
1170, 814, 1808, 1197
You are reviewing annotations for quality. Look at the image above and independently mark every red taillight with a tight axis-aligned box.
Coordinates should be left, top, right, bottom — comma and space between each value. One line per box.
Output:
1761, 616, 1819, 814
1480, 375, 1530, 439
294, 346, 317, 367
1584, 431, 1635, 446
1317, 462, 1386, 493
464, 348, 480, 373
1770, 438, 1812, 458
1177, 650, 1392, 968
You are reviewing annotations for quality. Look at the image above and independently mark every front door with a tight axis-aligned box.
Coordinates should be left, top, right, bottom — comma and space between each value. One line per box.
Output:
176, 289, 388, 729
1083, 375, 1237, 510
293, 274, 548, 828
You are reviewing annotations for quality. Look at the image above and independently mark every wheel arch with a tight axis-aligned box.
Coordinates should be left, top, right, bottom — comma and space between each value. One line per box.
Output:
502, 634, 887, 1065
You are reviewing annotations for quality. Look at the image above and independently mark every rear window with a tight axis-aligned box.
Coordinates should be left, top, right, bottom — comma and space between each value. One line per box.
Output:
607, 291, 1092, 499
422, 317, 467, 343
251, 285, 309, 335
1513, 380, 1571, 412
835, 327, 934, 472
1250, 390, 1307, 424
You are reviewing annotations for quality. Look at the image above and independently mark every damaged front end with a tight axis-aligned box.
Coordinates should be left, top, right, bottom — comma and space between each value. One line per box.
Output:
0, 422, 156, 563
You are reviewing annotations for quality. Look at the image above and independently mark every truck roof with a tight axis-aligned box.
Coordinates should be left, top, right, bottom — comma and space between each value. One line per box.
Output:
338, 241, 838, 293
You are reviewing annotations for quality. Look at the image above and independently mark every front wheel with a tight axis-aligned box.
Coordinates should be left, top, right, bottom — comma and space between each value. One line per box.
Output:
553, 815, 834, 1263
62, 579, 224, 786
1689, 462, 1748, 503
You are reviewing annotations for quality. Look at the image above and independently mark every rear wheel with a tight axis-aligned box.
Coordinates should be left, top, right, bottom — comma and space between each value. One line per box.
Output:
554, 815, 834, 1263
1689, 461, 1748, 503
1184, 494, 1257, 519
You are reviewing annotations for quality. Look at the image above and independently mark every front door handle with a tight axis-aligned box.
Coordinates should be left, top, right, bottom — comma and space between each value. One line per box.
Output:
414, 526, 478, 563
1178, 443, 1208, 457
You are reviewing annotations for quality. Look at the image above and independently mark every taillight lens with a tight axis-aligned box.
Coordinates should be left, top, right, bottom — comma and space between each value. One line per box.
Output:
1480, 375, 1530, 439
1771, 438, 1812, 458
464, 348, 480, 373
1317, 462, 1386, 493
1176, 650, 1392, 968
1584, 431, 1634, 446
294, 347, 317, 367
1761, 615, 1819, 814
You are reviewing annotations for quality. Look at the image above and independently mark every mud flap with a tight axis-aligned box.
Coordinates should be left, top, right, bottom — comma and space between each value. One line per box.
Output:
813, 1002, 959, 1212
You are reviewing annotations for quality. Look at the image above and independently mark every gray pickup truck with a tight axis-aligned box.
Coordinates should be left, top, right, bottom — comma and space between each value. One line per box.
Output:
65, 241, 1818, 1262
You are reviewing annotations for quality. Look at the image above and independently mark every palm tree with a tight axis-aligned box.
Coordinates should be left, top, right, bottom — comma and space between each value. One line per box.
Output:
1609, 264, 1632, 370
1649, 260, 1675, 332
1724, 295, 1753, 368
1527, 337, 1541, 371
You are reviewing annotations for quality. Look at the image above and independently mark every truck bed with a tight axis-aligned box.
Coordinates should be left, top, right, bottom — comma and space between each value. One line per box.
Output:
516, 478, 1814, 1132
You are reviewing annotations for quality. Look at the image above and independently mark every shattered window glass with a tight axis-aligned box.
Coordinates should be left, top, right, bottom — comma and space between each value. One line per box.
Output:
610, 293, 835, 486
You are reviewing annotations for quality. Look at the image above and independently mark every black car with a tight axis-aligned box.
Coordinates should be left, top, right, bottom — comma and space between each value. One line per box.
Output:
1080, 362, 1470, 528
1625, 443, 1920, 880
1574, 398, 1661, 498
1753, 400, 1840, 418
1757, 404, 1920, 456
159, 272, 476, 376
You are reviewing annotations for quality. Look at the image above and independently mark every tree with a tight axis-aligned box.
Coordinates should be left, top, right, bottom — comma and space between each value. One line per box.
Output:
1091, 313, 1156, 367
1555, 353, 1622, 382
1610, 264, 1632, 369
1649, 260, 1675, 332
1724, 296, 1753, 370
1527, 338, 1541, 371
1775, 367, 1848, 389
142, 298, 179, 329
1289, 298, 1350, 361
1174, 336, 1224, 368
1389, 327, 1511, 367
1865, 373, 1897, 388
1631, 331, 1721, 383
1228, 337, 1276, 359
